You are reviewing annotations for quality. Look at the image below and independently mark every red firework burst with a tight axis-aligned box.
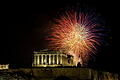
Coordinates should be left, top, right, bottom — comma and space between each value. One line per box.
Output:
46, 10, 103, 66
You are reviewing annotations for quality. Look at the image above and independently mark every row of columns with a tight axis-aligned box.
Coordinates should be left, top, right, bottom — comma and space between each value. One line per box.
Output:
33, 54, 62, 65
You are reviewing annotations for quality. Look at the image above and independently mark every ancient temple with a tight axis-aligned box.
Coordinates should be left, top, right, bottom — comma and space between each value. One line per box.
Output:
32, 49, 74, 67
0, 49, 118, 80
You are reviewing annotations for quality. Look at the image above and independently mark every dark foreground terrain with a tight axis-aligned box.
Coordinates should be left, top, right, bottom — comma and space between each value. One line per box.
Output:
0, 68, 118, 80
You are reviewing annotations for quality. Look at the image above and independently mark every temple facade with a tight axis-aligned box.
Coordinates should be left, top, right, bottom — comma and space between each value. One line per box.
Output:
32, 49, 74, 67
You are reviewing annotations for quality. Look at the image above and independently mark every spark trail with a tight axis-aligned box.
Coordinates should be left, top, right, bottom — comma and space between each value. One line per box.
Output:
46, 10, 104, 66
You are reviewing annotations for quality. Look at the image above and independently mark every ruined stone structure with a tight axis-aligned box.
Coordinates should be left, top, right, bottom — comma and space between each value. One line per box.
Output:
0, 64, 9, 70
32, 49, 74, 67
0, 49, 118, 80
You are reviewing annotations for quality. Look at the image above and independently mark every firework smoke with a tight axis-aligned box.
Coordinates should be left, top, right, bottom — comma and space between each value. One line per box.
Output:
46, 9, 104, 66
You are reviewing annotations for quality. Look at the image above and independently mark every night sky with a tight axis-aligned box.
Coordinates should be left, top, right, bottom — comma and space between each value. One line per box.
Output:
4, 0, 119, 73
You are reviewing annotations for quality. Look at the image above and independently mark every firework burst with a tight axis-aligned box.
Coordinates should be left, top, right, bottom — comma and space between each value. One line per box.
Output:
46, 9, 104, 66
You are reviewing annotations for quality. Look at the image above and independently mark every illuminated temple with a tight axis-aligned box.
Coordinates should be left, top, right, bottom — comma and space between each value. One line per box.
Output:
32, 49, 74, 67
0, 49, 118, 80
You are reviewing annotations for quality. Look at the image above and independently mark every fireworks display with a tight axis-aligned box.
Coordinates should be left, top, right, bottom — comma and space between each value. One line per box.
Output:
46, 9, 105, 66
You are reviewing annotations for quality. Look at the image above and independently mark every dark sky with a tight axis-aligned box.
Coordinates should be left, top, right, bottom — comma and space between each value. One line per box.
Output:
4, 0, 119, 73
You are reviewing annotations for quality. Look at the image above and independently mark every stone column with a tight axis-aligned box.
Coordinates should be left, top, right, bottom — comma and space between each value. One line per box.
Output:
53, 55, 54, 64
35, 55, 37, 65
34, 55, 36, 65
45, 55, 47, 64
37, 55, 39, 65
60, 54, 62, 64
57, 54, 59, 64
49, 54, 51, 65
41, 54, 43, 65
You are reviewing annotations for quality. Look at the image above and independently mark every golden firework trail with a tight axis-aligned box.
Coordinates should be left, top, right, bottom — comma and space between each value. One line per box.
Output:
46, 10, 104, 66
